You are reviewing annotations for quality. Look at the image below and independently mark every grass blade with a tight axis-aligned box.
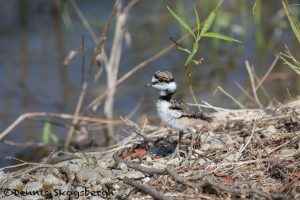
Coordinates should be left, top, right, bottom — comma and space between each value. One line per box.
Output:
167, 6, 195, 38
202, 32, 241, 43
178, 46, 191, 54
42, 122, 52, 144
193, 4, 200, 31
279, 54, 300, 76
200, 11, 216, 36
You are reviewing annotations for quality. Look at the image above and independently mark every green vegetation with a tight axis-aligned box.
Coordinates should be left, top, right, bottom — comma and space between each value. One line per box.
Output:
42, 122, 59, 145
167, 4, 240, 110
279, 0, 300, 76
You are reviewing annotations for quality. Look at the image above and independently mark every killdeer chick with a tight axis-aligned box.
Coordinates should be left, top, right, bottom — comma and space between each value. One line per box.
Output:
146, 70, 213, 159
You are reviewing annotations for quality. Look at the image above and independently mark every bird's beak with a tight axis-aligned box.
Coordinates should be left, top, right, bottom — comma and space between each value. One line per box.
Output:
145, 82, 152, 87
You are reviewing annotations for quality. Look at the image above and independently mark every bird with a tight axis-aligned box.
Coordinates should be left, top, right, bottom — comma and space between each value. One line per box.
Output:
146, 70, 213, 159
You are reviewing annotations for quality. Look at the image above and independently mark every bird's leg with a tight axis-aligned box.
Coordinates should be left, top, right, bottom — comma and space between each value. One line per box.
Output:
172, 131, 184, 158
187, 128, 196, 160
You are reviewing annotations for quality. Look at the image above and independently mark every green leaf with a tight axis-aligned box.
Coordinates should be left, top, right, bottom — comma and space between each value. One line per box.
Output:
202, 32, 241, 43
200, 11, 216, 36
193, 4, 200, 31
185, 42, 198, 66
178, 46, 191, 54
50, 133, 59, 144
167, 6, 195, 38
42, 122, 52, 144
279, 55, 300, 76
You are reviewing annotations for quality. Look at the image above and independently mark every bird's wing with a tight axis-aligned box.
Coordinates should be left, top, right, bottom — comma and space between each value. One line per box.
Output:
169, 100, 213, 122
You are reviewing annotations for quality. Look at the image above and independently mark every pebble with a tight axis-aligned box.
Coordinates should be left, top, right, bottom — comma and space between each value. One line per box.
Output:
43, 174, 65, 187
0, 170, 6, 183
152, 162, 167, 169
166, 158, 180, 165
226, 152, 241, 162
210, 139, 225, 149
119, 163, 128, 172
62, 163, 81, 174
95, 166, 110, 178
76, 167, 101, 183
200, 131, 216, 142
97, 161, 107, 169
3, 178, 24, 190
2, 196, 23, 200
198, 158, 213, 165
23, 181, 43, 191
266, 125, 276, 133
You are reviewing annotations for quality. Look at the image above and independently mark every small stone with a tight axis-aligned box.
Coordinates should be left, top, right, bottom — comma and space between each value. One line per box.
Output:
200, 143, 211, 151
99, 177, 112, 184
4, 178, 24, 190
76, 167, 101, 183
97, 161, 107, 169
2, 196, 23, 200
23, 195, 44, 200
267, 125, 276, 133
43, 174, 65, 187
90, 197, 106, 200
200, 131, 216, 142
166, 158, 180, 165
198, 158, 213, 165
226, 152, 241, 162
62, 163, 81, 174
95, 166, 110, 178
0, 170, 6, 183
145, 156, 152, 164
153, 162, 167, 169
110, 169, 123, 179
23, 181, 43, 191
119, 163, 128, 172
144, 177, 151, 183
210, 139, 225, 149
124, 171, 145, 179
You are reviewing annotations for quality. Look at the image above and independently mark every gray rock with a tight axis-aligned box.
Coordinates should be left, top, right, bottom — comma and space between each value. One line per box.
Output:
62, 163, 81, 174
267, 125, 276, 133
166, 158, 181, 165
110, 169, 123, 179
210, 139, 225, 149
43, 174, 65, 187
23, 195, 44, 200
2, 196, 23, 200
119, 163, 128, 172
0, 170, 6, 183
124, 171, 145, 179
97, 161, 107, 169
23, 181, 43, 191
95, 166, 110, 178
99, 177, 112, 184
198, 158, 213, 165
226, 152, 241, 162
76, 167, 101, 183
200, 131, 216, 142
3, 178, 24, 190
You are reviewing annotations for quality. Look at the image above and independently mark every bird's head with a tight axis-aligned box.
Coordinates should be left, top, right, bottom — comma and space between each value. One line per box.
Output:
146, 71, 177, 96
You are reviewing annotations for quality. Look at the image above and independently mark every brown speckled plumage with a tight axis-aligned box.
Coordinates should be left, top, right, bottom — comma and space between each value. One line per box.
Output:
154, 71, 174, 83
169, 100, 213, 122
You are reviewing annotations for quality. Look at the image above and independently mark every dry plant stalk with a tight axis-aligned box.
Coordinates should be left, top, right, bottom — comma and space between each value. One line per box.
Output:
104, 1, 138, 143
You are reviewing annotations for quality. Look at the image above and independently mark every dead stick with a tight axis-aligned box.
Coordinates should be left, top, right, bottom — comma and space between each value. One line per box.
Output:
0, 112, 122, 141
114, 155, 166, 175
123, 177, 171, 200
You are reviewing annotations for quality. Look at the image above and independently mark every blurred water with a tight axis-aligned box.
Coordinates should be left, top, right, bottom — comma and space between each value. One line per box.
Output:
0, 0, 299, 167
